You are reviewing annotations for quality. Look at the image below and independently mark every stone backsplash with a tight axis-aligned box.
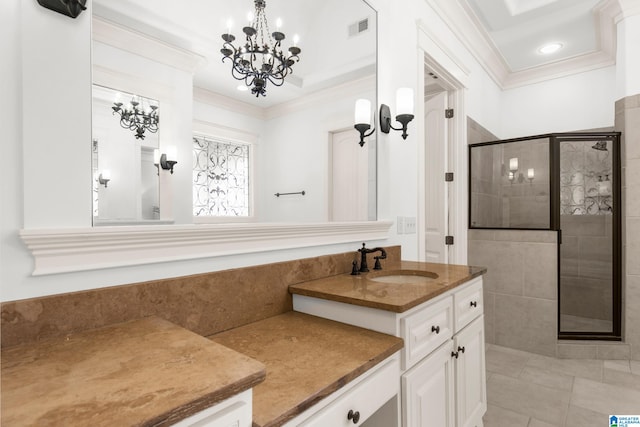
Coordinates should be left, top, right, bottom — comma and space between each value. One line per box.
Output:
1, 246, 401, 348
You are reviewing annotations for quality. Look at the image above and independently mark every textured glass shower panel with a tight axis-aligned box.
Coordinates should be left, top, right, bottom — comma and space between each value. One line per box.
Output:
193, 136, 250, 217
560, 140, 613, 216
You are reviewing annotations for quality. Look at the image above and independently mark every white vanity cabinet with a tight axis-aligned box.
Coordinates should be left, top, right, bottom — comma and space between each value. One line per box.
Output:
172, 389, 253, 427
292, 276, 486, 427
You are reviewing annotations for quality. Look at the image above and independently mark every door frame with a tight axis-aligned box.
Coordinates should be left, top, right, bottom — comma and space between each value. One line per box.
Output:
417, 20, 470, 264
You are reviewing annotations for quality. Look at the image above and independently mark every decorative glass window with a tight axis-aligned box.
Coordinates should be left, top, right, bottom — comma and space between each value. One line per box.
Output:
193, 135, 250, 217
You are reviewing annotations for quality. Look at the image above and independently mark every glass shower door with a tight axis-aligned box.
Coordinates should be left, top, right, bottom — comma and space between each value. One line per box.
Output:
557, 134, 621, 339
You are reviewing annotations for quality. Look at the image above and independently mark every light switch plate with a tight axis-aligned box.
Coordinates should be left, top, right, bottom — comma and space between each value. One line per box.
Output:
405, 216, 416, 234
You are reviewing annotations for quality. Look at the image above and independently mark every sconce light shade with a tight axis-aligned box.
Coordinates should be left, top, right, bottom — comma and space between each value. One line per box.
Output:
380, 88, 415, 140
509, 157, 518, 172
98, 170, 111, 188
354, 99, 375, 147
37, 0, 87, 18
527, 168, 535, 179
159, 146, 178, 174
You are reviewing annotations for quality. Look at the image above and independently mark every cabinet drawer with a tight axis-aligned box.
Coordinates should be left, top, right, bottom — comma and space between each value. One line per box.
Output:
401, 296, 453, 370
299, 356, 399, 427
453, 278, 483, 333
173, 389, 252, 427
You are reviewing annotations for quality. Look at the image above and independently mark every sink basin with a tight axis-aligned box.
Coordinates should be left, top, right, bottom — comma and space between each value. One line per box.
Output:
367, 270, 439, 285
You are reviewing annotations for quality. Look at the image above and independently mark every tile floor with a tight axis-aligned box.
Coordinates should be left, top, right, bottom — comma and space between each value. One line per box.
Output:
483, 344, 640, 427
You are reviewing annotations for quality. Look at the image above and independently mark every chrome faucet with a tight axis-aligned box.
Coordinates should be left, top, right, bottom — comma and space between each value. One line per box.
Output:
357, 243, 387, 273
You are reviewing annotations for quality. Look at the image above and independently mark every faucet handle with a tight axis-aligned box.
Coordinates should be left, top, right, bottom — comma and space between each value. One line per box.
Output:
350, 260, 360, 276
373, 256, 382, 270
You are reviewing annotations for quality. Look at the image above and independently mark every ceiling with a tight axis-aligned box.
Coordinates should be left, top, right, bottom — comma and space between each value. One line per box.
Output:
92, 0, 377, 108
464, 0, 601, 71
427, 0, 620, 90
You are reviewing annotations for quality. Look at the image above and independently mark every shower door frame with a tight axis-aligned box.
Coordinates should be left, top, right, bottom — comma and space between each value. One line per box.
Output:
553, 132, 622, 341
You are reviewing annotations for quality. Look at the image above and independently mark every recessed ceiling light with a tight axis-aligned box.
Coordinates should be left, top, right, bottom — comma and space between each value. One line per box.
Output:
538, 43, 563, 54
236, 85, 248, 92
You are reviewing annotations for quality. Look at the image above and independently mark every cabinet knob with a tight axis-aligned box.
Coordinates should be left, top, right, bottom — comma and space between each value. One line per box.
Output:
451, 351, 459, 359
431, 325, 440, 334
347, 409, 361, 424
458, 345, 465, 354
470, 301, 477, 308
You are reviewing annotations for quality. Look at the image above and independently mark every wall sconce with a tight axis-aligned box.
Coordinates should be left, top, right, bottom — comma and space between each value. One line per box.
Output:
37, 0, 87, 19
98, 170, 111, 188
354, 99, 375, 147
380, 88, 415, 140
508, 157, 524, 184
154, 147, 178, 174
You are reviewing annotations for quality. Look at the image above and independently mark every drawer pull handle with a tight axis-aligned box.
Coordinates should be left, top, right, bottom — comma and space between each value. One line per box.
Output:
347, 409, 361, 424
451, 351, 459, 359
431, 325, 440, 334
470, 301, 478, 308
458, 345, 465, 354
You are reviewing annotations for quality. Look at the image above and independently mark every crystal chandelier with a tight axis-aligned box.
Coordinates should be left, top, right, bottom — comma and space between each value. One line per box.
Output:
221, 0, 301, 97
111, 96, 159, 140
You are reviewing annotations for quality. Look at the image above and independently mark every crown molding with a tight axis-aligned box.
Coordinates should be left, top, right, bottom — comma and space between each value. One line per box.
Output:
92, 16, 206, 74
20, 221, 393, 276
427, 0, 620, 90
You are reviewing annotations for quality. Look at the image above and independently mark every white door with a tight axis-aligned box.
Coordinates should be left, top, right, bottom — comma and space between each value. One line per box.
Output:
424, 91, 448, 263
330, 129, 369, 221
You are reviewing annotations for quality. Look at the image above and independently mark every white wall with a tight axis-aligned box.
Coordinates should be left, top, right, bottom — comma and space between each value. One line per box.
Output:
501, 66, 617, 138
617, 14, 640, 100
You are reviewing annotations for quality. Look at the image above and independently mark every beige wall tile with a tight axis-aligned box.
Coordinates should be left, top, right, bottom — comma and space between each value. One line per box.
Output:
556, 343, 598, 359
523, 244, 557, 300
494, 294, 557, 356
484, 290, 496, 344
627, 219, 640, 275
494, 230, 557, 243
625, 275, 640, 360
469, 240, 524, 296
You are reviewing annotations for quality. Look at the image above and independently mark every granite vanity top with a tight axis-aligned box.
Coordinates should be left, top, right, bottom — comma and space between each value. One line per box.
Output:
289, 260, 487, 313
209, 311, 403, 427
0, 316, 266, 427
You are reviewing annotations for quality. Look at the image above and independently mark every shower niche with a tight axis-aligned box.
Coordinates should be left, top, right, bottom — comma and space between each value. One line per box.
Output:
469, 132, 621, 340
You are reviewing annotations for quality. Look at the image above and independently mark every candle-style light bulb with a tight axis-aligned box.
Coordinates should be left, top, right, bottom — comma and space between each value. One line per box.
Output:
396, 88, 414, 116
292, 34, 300, 46
226, 18, 233, 34
276, 18, 282, 29
509, 157, 518, 172
354, 99, 372, 126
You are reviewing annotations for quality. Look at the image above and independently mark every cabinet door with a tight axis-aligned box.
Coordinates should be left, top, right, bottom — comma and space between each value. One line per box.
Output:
453, 315, 486, 427
402, 341, 455, 427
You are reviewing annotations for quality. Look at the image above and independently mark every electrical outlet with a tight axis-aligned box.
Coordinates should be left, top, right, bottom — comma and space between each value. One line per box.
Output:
404, 216, 416, 234
397, 216, 405, 234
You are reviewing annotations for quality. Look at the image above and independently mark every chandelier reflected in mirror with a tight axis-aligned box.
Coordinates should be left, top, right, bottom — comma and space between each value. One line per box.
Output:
220, 0, 301, 97
112, 95, 159, 140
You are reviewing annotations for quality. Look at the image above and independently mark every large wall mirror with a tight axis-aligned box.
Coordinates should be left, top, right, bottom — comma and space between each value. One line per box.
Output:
91, 0, 377, 225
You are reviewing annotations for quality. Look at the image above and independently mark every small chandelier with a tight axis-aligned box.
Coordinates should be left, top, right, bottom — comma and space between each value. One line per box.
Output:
112, 96, 159, 140
220, 0, 301, 97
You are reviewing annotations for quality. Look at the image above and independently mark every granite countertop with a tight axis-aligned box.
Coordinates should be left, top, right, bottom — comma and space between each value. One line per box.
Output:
208, 311, 403, 427
1, 316, 266, 427
289, 260, 487, 313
